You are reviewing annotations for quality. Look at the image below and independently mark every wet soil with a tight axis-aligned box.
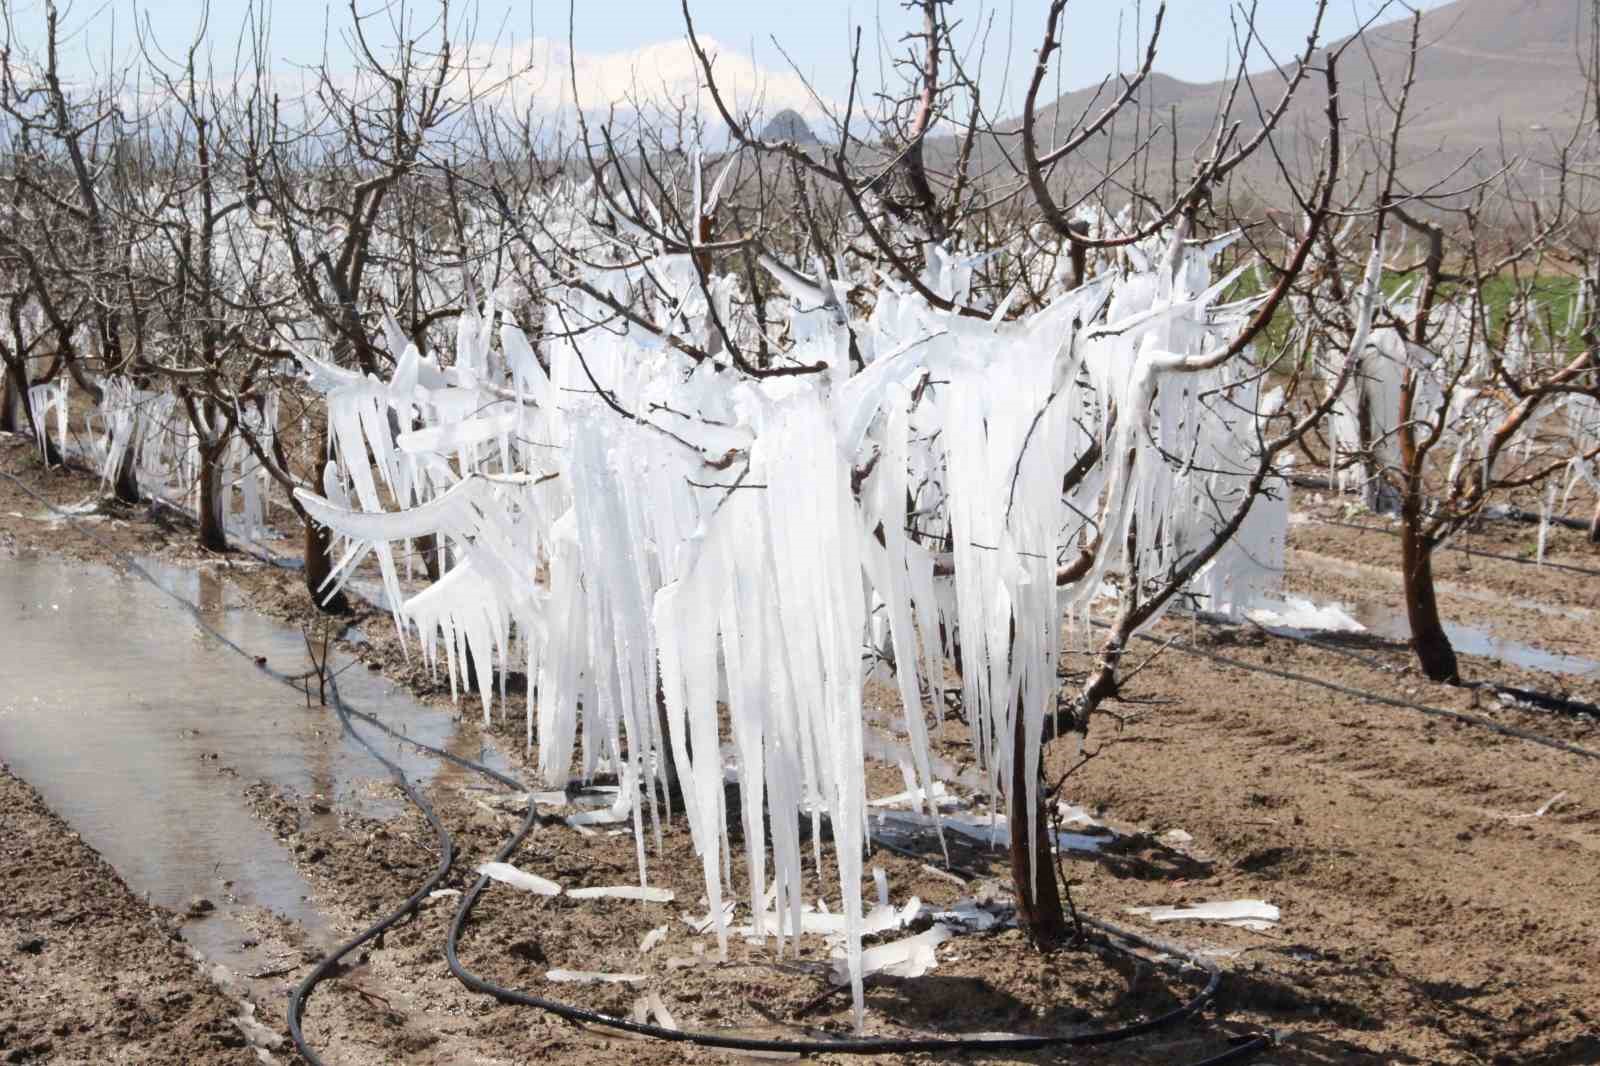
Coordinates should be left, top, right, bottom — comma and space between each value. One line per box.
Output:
0, 767, 261, 1066
3, 434, 1599, 1065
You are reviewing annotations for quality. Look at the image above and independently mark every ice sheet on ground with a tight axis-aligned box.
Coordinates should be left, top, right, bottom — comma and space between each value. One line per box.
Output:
683, 900, 737, 934
1127, 899, 1280, 931
735, 898, 921, 941
830, 924, 952, 984
567, 885, 674, 902
477, 861, 562, 896
873, 808, 1113, 853
529, 790, 571, 807
924, 899, 1004, 932
565, 789, 633, 825
1247, 597, 1365, 633
1503, 792, 1567, 820
472, 791, 536, 813
1057, 803, 1105, 827
868, 781, 960, 809
627, 992, 678, 1030
545, 969, 646, 984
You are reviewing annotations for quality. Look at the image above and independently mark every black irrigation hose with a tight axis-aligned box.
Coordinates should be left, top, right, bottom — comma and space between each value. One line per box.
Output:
1307, 516, 1600, 579
285, 674, 456, 1066
443, 803, 1250, 1057
1136, 629, 1600, 762
333, 687, 1265, 1062
1487, 684, 1600, 719
3, 465, 1277, 1062
1209, 615, 1600, 722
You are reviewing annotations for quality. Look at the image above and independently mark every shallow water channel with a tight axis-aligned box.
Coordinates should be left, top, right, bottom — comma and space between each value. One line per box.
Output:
0, 553, 509, 973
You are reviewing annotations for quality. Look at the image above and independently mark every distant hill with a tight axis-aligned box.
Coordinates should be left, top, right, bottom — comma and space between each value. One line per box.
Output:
949, 0, 1594, 204
761, 108, 821, 144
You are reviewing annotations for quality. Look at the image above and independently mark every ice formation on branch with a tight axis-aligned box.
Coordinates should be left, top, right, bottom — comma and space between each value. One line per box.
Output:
80, 377, 281, 539
1566, 394, 1600, 505
295, 219, 1290, 1022
1322, 246, 1591, 519
27, 378, 68, 460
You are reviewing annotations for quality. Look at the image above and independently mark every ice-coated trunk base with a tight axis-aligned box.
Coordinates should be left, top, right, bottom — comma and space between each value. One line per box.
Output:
1589, 499, 1599, 546
303, 516, 350, 615
1402, 525, 1458, 683
4, 364, 60, 466
1009, 692, 1069, 950
112, 443, 140, 505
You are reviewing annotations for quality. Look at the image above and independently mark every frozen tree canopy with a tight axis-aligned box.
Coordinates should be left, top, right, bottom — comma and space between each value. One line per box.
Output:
295, 203, 1292, 1021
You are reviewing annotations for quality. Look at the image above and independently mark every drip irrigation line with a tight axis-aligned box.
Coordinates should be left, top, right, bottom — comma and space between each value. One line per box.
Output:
1130, 628, 1600, 762
3, 465, 1275, 1063
1306, 516, 1600, 578
326, 689, 1268, 1061
1486, 504, 1593, 534
1202, 614, 1600, 722
285, 672, 455, 1066
325, 693, 1273, 1064
443, 803, 1255, 1057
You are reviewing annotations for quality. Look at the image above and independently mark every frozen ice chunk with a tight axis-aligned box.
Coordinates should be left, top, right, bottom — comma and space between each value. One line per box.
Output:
1127, 899, 1279, 931
545, 969, 646, 985
829, 925, 952, 984
476, 862, 562, 896
567, 886, 674, 903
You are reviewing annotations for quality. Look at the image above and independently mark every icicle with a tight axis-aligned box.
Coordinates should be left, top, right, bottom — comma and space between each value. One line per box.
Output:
1537, 481, 1556, 566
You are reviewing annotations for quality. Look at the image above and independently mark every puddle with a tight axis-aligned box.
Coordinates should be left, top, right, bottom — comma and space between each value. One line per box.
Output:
1348, 603, 1600, 679
1277, 552, 1600, 679
0, 554, 514, 974
1256, 595, 1600, 678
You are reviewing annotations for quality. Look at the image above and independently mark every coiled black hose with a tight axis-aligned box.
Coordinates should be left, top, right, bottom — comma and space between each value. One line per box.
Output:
442, 801, 1252, 1057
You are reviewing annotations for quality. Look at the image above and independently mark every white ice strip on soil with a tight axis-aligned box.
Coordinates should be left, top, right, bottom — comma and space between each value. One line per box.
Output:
873, 808, 1113, 854
1127, 899, 1280, 931
566, 885, 674, 903
829, 925, 953, 985
735, 898, 921, 941
476, 861, 562, 896
545, 969, 647, 985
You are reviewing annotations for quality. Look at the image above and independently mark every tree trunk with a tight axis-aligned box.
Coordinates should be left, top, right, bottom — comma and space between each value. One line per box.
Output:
417, 531, 443, 583
303, 514, 350, 614
1008, 689, 1069, 950
1589, 498, 1599, 546
654, 673, 681, 794
0, 362, 20, 434
112, 439, 140, 504
197, 445, 229, 552
1401, 516, 1458, 682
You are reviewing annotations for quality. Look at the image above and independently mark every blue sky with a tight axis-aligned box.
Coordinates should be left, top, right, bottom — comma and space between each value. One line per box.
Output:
11, 0, 1449, 118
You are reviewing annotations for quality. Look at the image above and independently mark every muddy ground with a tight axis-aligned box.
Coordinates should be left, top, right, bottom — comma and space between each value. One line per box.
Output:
1, 433, 1597, 1066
